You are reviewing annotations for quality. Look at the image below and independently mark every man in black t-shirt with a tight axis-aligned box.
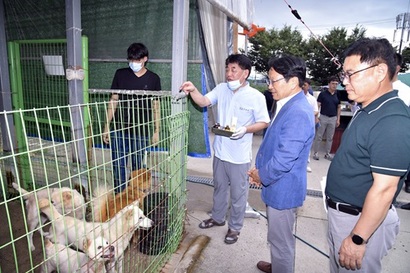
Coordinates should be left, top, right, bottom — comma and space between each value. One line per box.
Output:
312, 76, 341, 161
103, 43, 161, 192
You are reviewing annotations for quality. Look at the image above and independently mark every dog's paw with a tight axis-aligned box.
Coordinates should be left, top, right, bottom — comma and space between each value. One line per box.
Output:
39, 229, 50, 237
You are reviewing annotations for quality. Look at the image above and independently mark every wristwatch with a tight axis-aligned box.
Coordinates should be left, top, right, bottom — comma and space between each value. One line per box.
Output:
351, 233, 368, 245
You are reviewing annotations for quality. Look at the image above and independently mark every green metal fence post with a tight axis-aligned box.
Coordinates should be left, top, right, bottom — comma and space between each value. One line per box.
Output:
7, 41, 31, 189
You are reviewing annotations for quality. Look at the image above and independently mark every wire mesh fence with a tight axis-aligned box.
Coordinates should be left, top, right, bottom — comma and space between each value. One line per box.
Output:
0, 92, 190, 272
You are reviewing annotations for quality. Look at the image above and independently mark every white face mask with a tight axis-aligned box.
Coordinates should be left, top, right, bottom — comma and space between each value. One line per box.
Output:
227, 79, 242, 91
129, 62, 143, 73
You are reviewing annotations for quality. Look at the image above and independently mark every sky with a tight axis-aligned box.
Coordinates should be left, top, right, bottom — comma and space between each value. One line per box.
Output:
249, 0, 410, 48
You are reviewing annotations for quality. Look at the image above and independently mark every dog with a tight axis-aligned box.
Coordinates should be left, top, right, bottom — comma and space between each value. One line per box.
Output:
41, 238, 114, 273
92, 168, 151, 222
12, 182, 86, 251
39, 198, 153, 273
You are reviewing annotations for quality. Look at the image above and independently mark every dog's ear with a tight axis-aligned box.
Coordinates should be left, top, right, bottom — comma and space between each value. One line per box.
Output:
83, 238, 90, 251
44, 238, 52, 247
130, 170, 138, 179
61, 191, 73, 202
38, 198, 50, 209
125, 209, 134, 221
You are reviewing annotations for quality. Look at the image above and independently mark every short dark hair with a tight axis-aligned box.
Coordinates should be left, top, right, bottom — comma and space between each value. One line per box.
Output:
225, 54, 252, 79
304, 78, 311, 85
342, 38, 396, 80
127, 43, 149, 60
328, 76, 339, 83
267, 55, 306, 87
395, 53, 403, 67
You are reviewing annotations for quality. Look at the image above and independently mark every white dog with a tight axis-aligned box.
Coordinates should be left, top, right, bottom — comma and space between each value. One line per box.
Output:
39, 198, 153, 273
12, 182, 85, 251
41, 238, 114, 273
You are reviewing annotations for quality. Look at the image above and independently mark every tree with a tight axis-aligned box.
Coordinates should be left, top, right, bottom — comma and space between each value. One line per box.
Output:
401, 47, 410, 72
247, 25, 367, 85
246, 25, 307, 76
304, 26, 366, 85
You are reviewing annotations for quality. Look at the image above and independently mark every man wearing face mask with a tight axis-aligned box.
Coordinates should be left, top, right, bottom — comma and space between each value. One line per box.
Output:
103, 42, 161, 192
180, 54, 270, 244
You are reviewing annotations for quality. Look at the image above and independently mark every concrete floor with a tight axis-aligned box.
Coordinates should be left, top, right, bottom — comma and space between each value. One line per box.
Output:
184, 133, 410, 273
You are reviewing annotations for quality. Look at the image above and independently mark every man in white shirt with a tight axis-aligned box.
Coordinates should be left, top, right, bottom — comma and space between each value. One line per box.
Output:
302, 78, 319, 172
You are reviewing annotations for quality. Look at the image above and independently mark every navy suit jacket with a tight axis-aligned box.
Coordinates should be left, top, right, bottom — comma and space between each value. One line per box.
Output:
255, 91, 315, 209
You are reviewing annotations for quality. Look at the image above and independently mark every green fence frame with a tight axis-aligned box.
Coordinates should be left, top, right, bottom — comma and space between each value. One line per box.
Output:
7, 37, 89, 189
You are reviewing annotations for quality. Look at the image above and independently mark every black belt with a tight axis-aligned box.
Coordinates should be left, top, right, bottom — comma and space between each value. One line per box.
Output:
326, 197, 362, 216
321, 114, 336, 118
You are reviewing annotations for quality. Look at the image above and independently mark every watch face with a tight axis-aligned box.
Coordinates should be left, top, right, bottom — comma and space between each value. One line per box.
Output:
352, 235, 364, 245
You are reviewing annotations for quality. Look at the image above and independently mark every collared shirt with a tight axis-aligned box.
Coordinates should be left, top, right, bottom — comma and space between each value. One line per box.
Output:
206, 82, 270, 164
305, 92, 319, 113
271, 92, 298, 123
325, 90, 410, 208
317, 89, 340, 117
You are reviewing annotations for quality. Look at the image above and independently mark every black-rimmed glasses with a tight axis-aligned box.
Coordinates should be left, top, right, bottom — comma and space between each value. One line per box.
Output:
340, 64, 378, 82
266, 77, 285, 85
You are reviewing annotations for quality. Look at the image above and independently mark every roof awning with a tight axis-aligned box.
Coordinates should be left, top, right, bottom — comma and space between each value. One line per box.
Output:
204, 0, 254, 29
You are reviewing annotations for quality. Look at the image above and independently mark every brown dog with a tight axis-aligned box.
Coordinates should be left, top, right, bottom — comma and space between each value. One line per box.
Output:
92, 168, 151, 222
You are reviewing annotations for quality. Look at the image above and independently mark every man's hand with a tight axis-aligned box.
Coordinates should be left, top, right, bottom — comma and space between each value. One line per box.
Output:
179, 81, 197, 95
230, 127, 247, 140
103, 128, 110, 144
338, 235, 366, 270
248, 167, 261, 187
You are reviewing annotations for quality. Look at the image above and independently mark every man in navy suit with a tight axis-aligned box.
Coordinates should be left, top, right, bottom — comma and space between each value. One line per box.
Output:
248, 55, 315, 273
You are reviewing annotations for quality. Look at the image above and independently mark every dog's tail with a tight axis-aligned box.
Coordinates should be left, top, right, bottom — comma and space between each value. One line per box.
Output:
12, 182, 30, 198
91, 185, 112, 222
38, 198, 63, 221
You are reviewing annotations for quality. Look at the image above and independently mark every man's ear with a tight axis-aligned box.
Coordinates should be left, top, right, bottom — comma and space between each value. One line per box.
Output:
245, 69, 250, 79
289, 77, 299, 90
375, 63, 389, 82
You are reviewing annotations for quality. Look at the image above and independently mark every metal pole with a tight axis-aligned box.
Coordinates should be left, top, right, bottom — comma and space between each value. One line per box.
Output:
171, 0, 189, 112
66, 0, 88, 194
399, 13, 407, 53
0, 0, 16, 152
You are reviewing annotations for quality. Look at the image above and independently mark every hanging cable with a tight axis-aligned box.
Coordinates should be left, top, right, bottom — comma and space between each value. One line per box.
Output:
282, 0, 342, 69
253, 207, 330, 258
186, 176, 330, 259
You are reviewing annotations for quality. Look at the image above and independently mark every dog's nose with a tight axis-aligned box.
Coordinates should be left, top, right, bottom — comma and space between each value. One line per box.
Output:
109, 245, 115, 252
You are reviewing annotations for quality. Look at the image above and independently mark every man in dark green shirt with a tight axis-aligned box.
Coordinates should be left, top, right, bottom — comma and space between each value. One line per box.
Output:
325, 38, 410, 272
